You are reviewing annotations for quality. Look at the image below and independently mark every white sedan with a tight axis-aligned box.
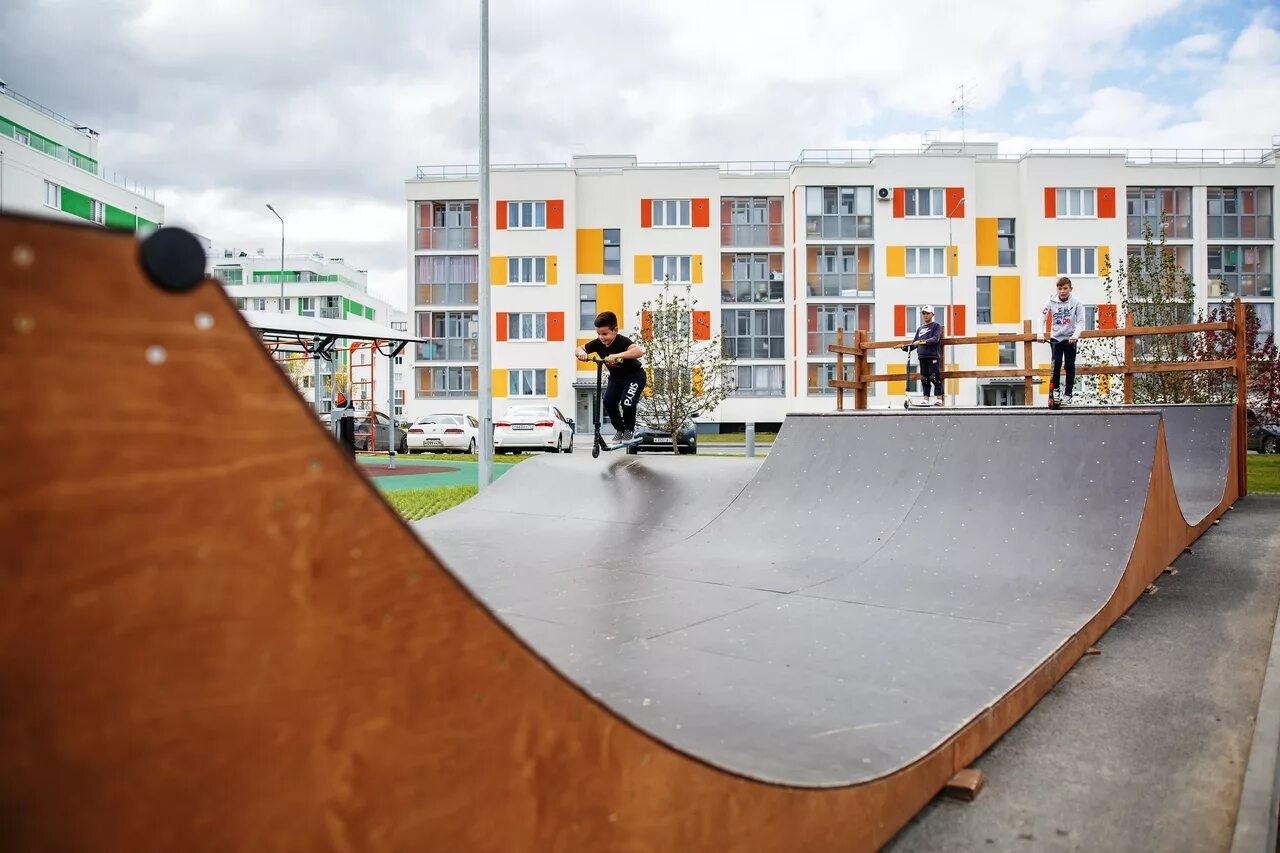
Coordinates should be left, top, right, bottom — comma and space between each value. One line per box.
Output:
494, 404, 575, 453
406, 413, 479, 454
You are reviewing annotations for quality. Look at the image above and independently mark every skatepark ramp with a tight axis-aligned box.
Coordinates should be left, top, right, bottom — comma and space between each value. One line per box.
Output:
0, 216, 1242, 851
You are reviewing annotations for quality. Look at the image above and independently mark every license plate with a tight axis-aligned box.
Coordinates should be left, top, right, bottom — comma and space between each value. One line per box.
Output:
423, 438, 442, 445
512, 424, 534, 430
653, 437, 672, 444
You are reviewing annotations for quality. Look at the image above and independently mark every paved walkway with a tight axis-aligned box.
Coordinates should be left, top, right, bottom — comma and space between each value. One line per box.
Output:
886, 495, 1280, 852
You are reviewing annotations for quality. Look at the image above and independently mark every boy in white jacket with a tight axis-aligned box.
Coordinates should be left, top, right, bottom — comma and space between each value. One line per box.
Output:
1041, 276, 1087, 404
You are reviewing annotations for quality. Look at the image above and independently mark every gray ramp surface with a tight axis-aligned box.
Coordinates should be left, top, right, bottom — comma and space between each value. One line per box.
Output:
1140, 404, 1232, 526
416, 411, 1170, 787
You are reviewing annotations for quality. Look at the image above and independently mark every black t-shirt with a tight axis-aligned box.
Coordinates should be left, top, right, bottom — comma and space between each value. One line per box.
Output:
584, 334, 645, 379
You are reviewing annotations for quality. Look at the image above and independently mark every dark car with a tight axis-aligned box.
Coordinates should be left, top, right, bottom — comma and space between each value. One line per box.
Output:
1247, 409, 1279, 454
320, 409, 408, 454
627, 412, 698, 455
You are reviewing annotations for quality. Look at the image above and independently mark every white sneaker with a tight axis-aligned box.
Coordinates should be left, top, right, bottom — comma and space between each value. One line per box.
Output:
1063, 396, 1074, 406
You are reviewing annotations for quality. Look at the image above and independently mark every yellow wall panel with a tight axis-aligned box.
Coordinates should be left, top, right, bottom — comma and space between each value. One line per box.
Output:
1098, 245, 1110, 277
547, 255, 558, 285
547, 368, 558, 398
975, 217, 998, 266
490, 256, 507, 285
886, 246, 905, 278
692, 367, 704, 396
576, 228, 603, 275
948, 245, 959, 277
991, 275, 1021, 324
692, 255, 703, 284
946, 362, 958, 396
492, 368, 508, 397
976, 338, 1000, 366
1038, 246, 1056, 277
633, 255, 652, 284
596, 282, 624, 322
1036, 363, 1050, 395
887, 363, 905, 396
576, 337, 595, 371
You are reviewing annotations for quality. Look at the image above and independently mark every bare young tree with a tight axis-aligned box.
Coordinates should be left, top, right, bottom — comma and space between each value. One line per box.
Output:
637, 280, 736, 453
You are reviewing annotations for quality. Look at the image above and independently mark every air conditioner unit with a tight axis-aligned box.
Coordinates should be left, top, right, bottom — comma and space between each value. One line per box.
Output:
876, 187, 893, 202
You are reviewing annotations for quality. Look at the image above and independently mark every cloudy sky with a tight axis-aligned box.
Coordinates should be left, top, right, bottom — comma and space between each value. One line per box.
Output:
3, 0, 1278, 310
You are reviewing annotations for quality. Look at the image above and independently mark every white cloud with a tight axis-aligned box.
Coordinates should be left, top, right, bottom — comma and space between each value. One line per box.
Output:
1174, 31, 1223, 54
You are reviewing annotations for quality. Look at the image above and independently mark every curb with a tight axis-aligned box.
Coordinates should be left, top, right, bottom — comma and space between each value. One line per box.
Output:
1230, 557, 1280, 853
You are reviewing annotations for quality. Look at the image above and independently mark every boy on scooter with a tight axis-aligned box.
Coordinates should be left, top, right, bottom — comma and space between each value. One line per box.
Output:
575, 311, 646, 442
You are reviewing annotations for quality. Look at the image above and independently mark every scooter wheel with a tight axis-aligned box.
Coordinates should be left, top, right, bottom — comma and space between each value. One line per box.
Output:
592, 446, 600, 458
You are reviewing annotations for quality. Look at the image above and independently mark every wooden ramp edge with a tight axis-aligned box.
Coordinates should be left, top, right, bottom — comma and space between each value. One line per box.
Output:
0, 217, 1240, 852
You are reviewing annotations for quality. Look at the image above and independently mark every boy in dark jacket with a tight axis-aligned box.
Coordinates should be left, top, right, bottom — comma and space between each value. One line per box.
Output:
901, 305, 944, 406
575, 311, 647, 441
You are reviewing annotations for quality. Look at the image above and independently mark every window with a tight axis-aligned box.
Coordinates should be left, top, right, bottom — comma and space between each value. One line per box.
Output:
807, 245, 873, 296
805, 186, 874, 239
416, 366, 477, 398
1209, 246, 1273, 298
722, 253, 784, 303
652, 199, 691, 227
44, 180, 60, 208
603, 229, 621, 274
1126, 244, 1191, 276
904, 188, 945, 217
722, 197, 783, 246
730, 365, 785, 397
415, 255, 478, 305
998, 219, 1016, 266
653, 255, 692, 284
1127, 187, 1192, 239
1057, 247, 1097, 276
212, 267, 244, 285
904, 304, 952, 331
1131, 303, 1194, 360
90, 199, 104, 224
1207, 187, 1273, 239
509, 369, 548, 396
507, 201, 546, 229
252, 298, 267, 311
579, 284, 597, 330
416, 311, 478, 361
298, 297, 315, 317
1084, 306, 1098, 331
1056, 188, 1096, 218
507, 313, 547, 341
320, 296, 340, 319
807, 304, 872, 356
806, 362, 860, 396
976, 276, 992, 324
998, 336, 1017, 366
906, 247, 946, 276
722, 308, 785, 359
1247, 303, 1275, 351
508, 256, 547, 285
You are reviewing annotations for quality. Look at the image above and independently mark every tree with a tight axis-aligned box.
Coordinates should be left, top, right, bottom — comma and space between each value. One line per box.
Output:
1075, 215, 1280, 415
637, 280, 736, 453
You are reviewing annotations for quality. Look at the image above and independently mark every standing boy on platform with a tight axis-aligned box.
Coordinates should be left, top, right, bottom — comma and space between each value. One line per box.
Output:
1041, 276, 1086, 405
901, 305, 944, 406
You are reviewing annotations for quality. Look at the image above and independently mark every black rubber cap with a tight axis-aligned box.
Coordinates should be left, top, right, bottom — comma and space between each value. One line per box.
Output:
138, 227, 206, 293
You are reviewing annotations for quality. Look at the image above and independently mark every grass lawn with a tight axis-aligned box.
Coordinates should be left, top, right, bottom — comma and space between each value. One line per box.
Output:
386, 485, 478, 521
362, 451, 538, 464
699, 432, 778, 444
1249, 455, 1280, 494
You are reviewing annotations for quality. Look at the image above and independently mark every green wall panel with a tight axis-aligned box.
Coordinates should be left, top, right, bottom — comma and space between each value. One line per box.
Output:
60, 188, 92, 220
104, 205, 137, 230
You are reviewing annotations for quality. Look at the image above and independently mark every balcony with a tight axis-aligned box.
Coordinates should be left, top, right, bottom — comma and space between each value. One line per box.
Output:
415, 339, 479, 361
415, 282, 479, 306
415, 226, 478, 251
721, 223, 784, 248
807, 273, 873, 298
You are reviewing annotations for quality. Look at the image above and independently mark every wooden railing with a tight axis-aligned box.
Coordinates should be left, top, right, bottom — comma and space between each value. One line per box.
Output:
827, 297, 1251, 495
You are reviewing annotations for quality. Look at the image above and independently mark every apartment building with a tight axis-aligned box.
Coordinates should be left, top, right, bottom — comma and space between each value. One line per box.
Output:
209, 249, 408, 415
0, 84, 163, 232
404, 144, 1277, 426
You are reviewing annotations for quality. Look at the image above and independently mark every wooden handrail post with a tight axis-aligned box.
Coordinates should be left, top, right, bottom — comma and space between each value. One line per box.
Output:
1234, 297, 1249, 497
1022, 320, 1033, 405
854, 329, 869, 410
835, 328, 845, 412
1123, 312, 1135, 404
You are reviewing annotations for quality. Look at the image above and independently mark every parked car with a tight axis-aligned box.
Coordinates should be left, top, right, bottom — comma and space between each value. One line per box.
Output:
1247, 409, 1280, 454
494, 404, 575, 453
407, 413, 479, 454
627, 412, 699, 455
319, 409, 408, 454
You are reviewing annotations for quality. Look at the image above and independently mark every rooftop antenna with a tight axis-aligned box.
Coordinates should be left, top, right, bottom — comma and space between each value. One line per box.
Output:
951, 81, 976, 147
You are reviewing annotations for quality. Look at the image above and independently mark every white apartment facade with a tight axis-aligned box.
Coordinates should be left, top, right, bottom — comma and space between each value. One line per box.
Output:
209, 250, 409, 415
0, 84, 163, 232
404, 145, 1277, 427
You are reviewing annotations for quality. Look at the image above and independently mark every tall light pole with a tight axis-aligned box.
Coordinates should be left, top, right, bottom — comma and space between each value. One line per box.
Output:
266, 204, 284, 312
476, 0, 494, 489
946, 194, 965, 408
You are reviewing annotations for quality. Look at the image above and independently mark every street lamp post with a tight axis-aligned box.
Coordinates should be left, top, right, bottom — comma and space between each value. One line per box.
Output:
476, 0, 494, 490
266, 204, 284, 313
946, 195, 966, 408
